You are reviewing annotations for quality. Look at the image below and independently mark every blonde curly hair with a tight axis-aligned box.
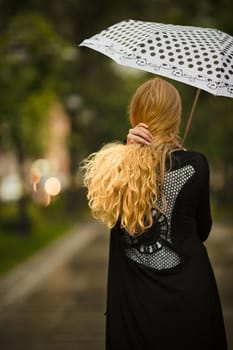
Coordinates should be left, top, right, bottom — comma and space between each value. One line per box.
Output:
81, 77, 182, 235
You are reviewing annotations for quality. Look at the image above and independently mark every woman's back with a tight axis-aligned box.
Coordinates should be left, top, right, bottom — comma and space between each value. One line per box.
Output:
121, 150, 211, 271
105, 150, 227, 350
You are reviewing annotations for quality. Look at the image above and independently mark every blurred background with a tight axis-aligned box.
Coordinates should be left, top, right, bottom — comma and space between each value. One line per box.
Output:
0, 0, 232, 349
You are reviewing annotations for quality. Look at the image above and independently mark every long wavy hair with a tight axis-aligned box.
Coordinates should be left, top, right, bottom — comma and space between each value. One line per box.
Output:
81, 77, 182, 236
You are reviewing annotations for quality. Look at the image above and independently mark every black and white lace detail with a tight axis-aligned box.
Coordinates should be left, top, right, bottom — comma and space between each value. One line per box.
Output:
122, 165, 195, 271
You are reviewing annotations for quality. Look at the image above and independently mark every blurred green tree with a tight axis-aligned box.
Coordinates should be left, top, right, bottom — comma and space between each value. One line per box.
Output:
0, 13, 74, 231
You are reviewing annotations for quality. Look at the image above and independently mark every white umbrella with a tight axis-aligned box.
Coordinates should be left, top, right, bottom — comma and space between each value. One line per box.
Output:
80, 19, 233, 142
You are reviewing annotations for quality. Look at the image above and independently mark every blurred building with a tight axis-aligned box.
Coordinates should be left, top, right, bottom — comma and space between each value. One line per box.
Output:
0, 102, 71, 203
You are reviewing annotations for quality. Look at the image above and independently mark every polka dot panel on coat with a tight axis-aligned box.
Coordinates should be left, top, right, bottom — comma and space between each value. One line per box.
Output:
124, 165, 196, 271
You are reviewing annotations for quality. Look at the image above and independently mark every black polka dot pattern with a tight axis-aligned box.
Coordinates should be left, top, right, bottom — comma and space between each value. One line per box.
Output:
124, 165, 195, 271
80, 19, 233, 97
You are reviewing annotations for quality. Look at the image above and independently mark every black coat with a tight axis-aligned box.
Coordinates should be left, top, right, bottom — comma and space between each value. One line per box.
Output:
105, 150, 228, 350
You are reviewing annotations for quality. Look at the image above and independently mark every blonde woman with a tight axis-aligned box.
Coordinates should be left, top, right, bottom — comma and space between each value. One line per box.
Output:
81, 78, 227, 350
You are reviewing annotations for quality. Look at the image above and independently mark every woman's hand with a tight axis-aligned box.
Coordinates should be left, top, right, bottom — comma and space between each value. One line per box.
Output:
126, 123, 153, 145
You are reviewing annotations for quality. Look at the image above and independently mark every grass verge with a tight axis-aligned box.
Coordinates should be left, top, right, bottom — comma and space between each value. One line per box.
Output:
0, 196, 79, 277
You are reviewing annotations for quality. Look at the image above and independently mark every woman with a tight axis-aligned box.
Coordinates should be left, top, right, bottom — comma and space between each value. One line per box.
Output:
81, 78, 228, 349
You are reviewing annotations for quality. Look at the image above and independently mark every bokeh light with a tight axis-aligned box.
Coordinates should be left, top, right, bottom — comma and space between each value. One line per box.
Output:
31, 159, 54, 178
0, 173, 23, 201
44, 177, 61, 196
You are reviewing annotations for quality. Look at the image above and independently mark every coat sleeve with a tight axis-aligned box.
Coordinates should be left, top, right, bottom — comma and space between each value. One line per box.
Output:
196, 155, 212, 242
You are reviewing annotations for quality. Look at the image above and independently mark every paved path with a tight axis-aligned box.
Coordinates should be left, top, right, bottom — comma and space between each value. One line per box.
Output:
0, 220, 108, 350
0, 221, 232, 350
0, 220, 102, 309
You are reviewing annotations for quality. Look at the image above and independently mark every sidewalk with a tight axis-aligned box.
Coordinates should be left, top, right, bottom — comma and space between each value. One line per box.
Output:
0, 221, 232, 350
0, 219, 104, 310
0, 219, 109, 350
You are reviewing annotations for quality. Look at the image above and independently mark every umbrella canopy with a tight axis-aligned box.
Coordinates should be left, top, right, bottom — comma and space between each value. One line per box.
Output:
80, 19, 233, 98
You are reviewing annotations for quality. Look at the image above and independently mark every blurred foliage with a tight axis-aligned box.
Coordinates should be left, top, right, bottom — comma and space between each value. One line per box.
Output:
0, 0, 232, 224
0, 12, 79, 230
0, 12, 73, 156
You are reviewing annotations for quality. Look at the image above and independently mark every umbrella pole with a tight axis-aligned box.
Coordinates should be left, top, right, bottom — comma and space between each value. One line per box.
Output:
182, 88, 201, 146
